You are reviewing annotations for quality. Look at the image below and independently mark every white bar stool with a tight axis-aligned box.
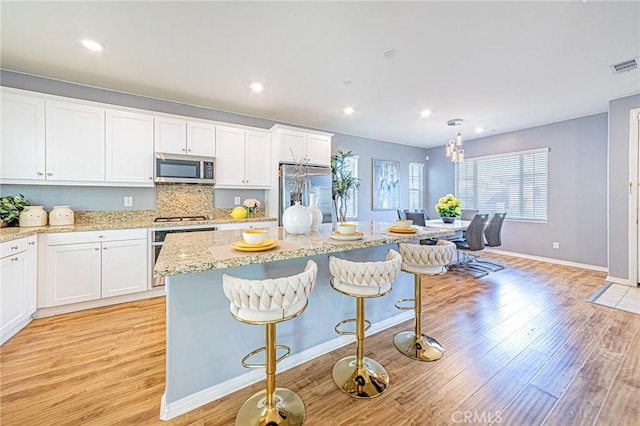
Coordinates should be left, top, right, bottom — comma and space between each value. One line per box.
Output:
396, 241, 456, 361
328, 249, 402, 398
222, 260, 318, 426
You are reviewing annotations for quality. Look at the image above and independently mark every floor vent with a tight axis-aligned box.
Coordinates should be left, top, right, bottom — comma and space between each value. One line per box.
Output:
610, 57, 639, 75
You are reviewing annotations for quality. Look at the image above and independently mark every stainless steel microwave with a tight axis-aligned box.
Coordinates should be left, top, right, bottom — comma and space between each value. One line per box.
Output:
154, 153, 215, 184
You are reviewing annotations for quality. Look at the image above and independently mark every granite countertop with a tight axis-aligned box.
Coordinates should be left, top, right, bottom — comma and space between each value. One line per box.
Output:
154, 221, 456, 277
0, 216, 278, 244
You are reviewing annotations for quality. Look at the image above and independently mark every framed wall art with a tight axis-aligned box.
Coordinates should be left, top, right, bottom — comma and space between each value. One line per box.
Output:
372, 158, 400, 210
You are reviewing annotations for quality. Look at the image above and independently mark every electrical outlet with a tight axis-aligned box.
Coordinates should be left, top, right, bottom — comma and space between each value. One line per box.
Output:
553, 242, 560, 249
234, 196, 241, 205
124, 196, 133, 207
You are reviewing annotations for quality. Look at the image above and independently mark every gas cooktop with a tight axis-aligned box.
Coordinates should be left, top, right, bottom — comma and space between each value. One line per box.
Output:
153, 216, 207, 223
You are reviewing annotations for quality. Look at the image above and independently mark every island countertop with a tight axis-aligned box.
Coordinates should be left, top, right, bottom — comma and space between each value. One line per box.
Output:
154, 220, 456, 277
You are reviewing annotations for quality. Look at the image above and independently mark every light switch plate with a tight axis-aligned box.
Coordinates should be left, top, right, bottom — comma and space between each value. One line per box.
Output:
124, 196, 133, 207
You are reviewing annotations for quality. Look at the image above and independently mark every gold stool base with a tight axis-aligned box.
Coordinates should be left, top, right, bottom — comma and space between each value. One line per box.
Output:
393, 331, 444, 362
236, 388, 304, 426
332, 356, 389, 399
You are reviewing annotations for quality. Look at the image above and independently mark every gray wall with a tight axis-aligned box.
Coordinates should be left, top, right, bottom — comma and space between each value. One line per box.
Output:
331, 134, 427, 222
427, 113, 609, 267
608, 93, 640, 281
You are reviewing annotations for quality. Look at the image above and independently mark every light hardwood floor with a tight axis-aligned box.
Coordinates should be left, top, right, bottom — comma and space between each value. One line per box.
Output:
1, 254, 639, 425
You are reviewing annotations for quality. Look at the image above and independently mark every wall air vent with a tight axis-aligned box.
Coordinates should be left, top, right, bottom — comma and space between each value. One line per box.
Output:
610, 57, 639, 75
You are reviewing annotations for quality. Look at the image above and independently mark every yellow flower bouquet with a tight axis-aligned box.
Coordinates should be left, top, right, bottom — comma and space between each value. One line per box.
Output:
435, 194, 461, 222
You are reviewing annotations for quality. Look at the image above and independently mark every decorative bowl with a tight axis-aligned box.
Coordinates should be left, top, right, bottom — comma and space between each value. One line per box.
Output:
395, 219, 413, 229
338, 223, 357, 235
243, 229, 268, 245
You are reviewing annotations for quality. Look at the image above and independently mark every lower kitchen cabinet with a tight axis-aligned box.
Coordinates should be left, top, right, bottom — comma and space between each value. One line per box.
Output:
44, 229, 148, 307
1, 235, 37, 344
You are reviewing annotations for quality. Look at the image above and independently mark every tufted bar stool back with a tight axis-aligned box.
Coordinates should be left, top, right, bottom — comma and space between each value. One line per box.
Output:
328, 249, 402, 399
395, 240, 456, 361
222, 260, 317, 426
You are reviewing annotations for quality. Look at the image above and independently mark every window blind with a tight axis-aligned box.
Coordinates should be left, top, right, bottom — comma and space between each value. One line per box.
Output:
409, 162, 424, 211
455, 148, 548, 222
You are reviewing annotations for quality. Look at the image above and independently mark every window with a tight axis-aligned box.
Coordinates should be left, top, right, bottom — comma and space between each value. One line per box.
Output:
344, 155, 358, 219
409, 162, 424, 211
455, 148, 548, 222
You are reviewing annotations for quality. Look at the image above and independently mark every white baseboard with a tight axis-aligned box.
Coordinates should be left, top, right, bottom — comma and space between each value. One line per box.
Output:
159, 310, 413, 421
484, 248, 608, 273
34, 288, 166, 318
605, 275, 637, 286
0, 316, 33, 345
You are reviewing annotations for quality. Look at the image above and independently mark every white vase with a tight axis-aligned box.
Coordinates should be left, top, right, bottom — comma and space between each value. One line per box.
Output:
282, 201, 312, 234
307, 193, 323, 231
19, 206, 48, 227
49, 205, 74, 226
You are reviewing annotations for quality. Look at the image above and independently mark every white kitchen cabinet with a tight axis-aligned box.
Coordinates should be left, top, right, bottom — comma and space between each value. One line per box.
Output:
271, 124, 332, 166
106, 110, 154, 185
44, 229, 148, 307
0, 91, 46, 180
45, 100, 105, 181
215, 126, 271, 188
155, 117, 215, 157
1, 236, 37, 344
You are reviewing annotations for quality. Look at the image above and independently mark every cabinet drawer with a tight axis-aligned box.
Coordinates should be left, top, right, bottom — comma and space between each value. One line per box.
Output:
1, 238, 28, 259
46, 228, 147, 246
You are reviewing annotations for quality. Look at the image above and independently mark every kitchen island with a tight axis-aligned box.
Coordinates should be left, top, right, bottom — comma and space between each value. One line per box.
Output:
155, 221, 454, 420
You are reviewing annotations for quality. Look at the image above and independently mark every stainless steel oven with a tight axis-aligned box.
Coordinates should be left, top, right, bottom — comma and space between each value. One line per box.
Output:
150, 218, 217, 287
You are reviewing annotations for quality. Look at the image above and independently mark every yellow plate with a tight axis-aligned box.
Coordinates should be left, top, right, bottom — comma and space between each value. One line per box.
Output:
388, 226, 418, 234
232, 239, 279, 251
331, 231, 363, 236
330, 231, 364, 241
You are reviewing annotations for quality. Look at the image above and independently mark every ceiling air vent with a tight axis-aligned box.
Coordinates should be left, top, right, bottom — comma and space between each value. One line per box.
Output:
610, 57, 639, 75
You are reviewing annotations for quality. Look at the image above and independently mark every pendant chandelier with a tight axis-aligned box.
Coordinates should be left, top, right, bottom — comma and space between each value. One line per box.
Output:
445, 118, 464, 163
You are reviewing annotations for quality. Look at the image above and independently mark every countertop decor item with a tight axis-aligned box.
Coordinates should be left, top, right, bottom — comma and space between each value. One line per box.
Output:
0, 194, 30, 227
231, 206, 247, 219
19, 205, 48, 227
331, 150, 360, 222
282, 201, 312, 234
243, 198, 260, 216
307, 193, 323, 231
49, 206, 74, 226
435, 193, 461, 223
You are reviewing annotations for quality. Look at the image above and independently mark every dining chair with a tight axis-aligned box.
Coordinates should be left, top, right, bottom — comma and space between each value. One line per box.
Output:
473, 212, 507, 271
450, 213, 489, 277
460, 209, 479, 221
397, 209, 407, 220
404, 210, 436, 245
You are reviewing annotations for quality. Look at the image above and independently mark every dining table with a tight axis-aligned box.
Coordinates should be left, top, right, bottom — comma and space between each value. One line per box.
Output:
423, 219, 471, 231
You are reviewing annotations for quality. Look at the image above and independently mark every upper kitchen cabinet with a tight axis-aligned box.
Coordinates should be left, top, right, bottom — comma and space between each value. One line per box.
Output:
215, 125, 271, 188
0, 91, 45, 180
46, 100, 105, 182
271, 124, 332, 166
155, 117, 215, 157
106, 110, 154, 185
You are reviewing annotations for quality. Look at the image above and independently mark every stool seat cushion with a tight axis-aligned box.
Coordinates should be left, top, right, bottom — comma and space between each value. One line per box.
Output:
398, 240, 456, 275
329, 250, 402, 297
222, 260, 317, 323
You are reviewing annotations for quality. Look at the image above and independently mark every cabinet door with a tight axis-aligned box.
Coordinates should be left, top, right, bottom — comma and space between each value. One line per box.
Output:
280, 131, 307, 163
155, 117, 187, 154
215, 126, 246, 185
45, 101, 105, 181
101, 239, 148, 298
245, 130, 272, 187
106, 110, 154, 185
26, 236, 37, 315
0, 92, 46, 180
46, 243, 101, 306
0, 252, 28, 340
306, 135, 331, 166
187, 121, 216, 157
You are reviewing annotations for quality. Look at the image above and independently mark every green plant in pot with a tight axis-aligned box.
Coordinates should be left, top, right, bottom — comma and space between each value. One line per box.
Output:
331, 150, 360, 223
0, 194, 30, 227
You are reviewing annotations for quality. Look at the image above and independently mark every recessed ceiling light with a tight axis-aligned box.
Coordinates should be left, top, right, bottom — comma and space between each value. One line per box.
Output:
382, 48, 398, 58
343, 80, 352, 86
343, 106, 355, 115
81, 39, 104, 52
475, 127, 485, 134
250, 82, 264, 93
420, 109, 432, 118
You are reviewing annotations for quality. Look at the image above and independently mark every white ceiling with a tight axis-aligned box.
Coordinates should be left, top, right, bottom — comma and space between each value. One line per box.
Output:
1, 1, 639, 148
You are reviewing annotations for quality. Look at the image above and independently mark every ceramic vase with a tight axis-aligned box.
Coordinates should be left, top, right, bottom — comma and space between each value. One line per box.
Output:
49, 206, 74, 226
19, 206, 48, 227
307, 193, 323, 231
282, 201, 312, 234
441, 216, 456, 224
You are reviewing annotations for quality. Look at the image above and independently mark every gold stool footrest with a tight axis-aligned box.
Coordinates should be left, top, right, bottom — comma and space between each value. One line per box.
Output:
241, 344, 291, 368
334, 318, 371, 336
395, 298, 416, 311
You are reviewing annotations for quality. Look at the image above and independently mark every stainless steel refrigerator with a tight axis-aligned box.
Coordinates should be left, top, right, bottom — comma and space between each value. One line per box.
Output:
279, 163, 333, 225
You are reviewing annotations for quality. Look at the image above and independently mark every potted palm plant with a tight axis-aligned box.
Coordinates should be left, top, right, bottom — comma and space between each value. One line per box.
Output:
331, 150, 360, 223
